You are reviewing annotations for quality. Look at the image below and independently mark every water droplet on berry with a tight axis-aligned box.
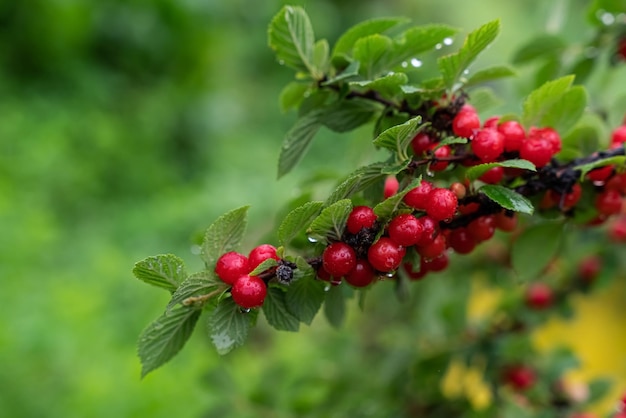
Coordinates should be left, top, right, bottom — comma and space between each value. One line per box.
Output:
443, 37, 453, 46
410, 58, 422, 68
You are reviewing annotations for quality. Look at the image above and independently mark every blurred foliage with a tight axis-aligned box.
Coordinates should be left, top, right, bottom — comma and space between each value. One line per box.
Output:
1, 0, 625, 417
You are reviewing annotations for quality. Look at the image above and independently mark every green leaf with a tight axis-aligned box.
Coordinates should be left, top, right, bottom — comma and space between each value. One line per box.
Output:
320, 98, 381, 133
511, 221, 564, 281
350, 72, 409, 98
279, 82, 310, 112
332, 17, 409, 57
575, 155, 626, 180
373, 177, 421, 220
466, 159, 536, 182
133, 254, 187, 293
285, 276, 326, 325
480, 185, 534, 214
435, 136, 468, 148
353, 34, 393, 79
325, 162, 387, 205
278, 201, 324, 247
324, 284, 346, 328
207, 298, 257, 355
312, 39, 330, 76
249, 258, 279, 276
521, 75, 575, 130
277, 111, 323, 178
468, 87, 503, 113
390, 24, 458, 67
463, 65, 515, 87
263, 287, 300, 331
373, 116, 423, 160
201, 206, 249, 267
537, 85, 587, 134
321, 60, 360, 85
138, 306, 201, 377
586, 378, 613, 404
512, 34, 567, 64
268, 6, 316, 75
167, 271, 227, 311
308, 199, 352, 243
438, 20, 501, 90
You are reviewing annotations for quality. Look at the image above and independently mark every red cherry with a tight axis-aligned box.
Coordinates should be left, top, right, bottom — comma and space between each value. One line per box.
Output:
587, 165, 614, 183
215, 252, 250, 285
520, 138, 554, 168
447, 228, 477, 254
317, 265, 341, 286
422, 252, 449, 272
346, 206, 377, 234
403, 262, 428, 280
429, 144, 451, 171
529, 126, 561, 154
504, 365, 536, 391
426, 188, 458, 221
404, 181, 434, 211
471, 129, 505, 162
611, 125, 626, 146
452, 108, 481, 138
417, 234, 447, 260
467, 215, 496, 242
609, 217, 626, 242
384, 176, 399, 198
248, 244, 280, 271
483, 115, 500, 129
231, 275, 267, 308
595, 189, 623, 216
578, 255, 601, 283
323, 242, 357, 278
479, 166, 504, 184
495, 212, 518, 232
548, 183, 582, 210
415, 216, 438, 246
388, 213, 423, 246
344, 259, 376, 287
606, 172, 626, 194
367, 237, 406, 272
525, 282, 553, 309
411, 132, 433, 156
498, 120, 526, 152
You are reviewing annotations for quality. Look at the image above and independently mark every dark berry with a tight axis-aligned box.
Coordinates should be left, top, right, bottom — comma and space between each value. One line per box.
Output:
346, 206, 377, 234
452, 108, 480, 138
344, 259, 376, 287
404, 181, 434, 211
323, 242, 357, 277
525, 282, 553, 309
426, 188, 458, 221
388, 213, 423, 246
367, 237, 406, 272
498, 120, 526, 152
471, 129, 505, 162
215, 252, 249, 285
248, 244, 280, 271
276, 264, 294, 284
231, 275, 267, 308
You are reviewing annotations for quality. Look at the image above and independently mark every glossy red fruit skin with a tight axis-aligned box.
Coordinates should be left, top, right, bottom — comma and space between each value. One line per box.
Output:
471, 129, 505, 162
422, 252, 449, 272
611, 125, 626, 146
467, 215, 496, 242
417, 234, 447, 260
367, 237, 406, 272
429, 144, 450, 171
346, 206, 377, 234
384, 176, 399, 198
479, 166, 504, 184
448, 228, 477, 254
215, 252, 250, 285
388, 214, 423, 246
504, 365, 536, 391
595, 189, 623, 216
426, 188, 458, 221
525, 282, 553, 309
323, 242, 357, 278
316, 265, 341, 286
231, 275, 267, 308
344, 259, 376, 287
248, 244, 280, 271
498, 120, 526, 152
529, 126, 561, 153
415, 216, 438, 246
520, 138, 554, 168
411, 132, 433, 156
548, 183, 582, 210
495, 212, 518, 231
452, 108, 481, 138
587, 165, 614, 182
606, 172, 626, 194
483, 115, 500, 129
404, 181, 434, 210
403, 262, 428, 280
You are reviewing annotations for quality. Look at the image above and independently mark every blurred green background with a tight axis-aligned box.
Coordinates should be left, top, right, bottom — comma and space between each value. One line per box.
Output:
1, 0, 624, 417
